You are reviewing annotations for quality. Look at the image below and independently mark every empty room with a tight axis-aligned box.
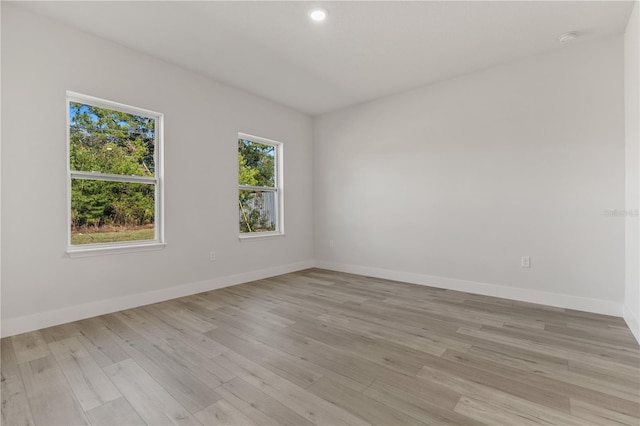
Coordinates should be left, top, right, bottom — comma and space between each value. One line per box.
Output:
1, 1, 639, 425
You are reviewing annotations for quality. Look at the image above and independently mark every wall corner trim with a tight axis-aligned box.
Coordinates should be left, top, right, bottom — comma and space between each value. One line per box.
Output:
0, 259, 315, 338
623, 303, 640, 345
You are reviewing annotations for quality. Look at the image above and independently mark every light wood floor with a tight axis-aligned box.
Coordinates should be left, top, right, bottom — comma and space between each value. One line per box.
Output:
2, 268, 639, 426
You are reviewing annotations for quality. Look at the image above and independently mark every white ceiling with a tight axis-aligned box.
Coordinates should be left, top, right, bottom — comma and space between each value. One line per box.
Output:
14, 1, 635, 116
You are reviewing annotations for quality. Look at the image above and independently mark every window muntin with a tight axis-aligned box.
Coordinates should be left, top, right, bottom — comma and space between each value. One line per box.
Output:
238, 134, 282, 235
68, 93, 163, 249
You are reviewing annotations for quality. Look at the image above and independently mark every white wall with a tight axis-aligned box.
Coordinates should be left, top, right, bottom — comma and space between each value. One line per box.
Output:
314, 36, 626, 315
1, 3, 634, 338
624, 2, 640, 342
0, 3, 3, 331
0, 4, 314, 336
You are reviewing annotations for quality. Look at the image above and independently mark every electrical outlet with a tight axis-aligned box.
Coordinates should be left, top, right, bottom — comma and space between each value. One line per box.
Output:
329, 240, 335, 248
209, 251, 216, 262
521, 256, 531, 268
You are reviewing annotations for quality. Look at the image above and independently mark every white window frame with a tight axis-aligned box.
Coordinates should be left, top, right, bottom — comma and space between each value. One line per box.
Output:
238, 132, 284, 240
66, 91, 165, 257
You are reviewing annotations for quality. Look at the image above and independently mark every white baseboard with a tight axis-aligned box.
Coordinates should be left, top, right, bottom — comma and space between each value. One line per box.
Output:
1, 259, 314, 338
3, 258, 630, 340
623, 304, 640, 345
315, 260, 623, 317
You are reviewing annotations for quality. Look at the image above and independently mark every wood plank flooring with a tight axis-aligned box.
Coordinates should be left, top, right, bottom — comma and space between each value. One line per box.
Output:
1, 268, 639, 425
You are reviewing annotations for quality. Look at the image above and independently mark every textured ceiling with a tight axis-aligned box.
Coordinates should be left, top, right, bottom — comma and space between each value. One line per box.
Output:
14, 1, 636, 115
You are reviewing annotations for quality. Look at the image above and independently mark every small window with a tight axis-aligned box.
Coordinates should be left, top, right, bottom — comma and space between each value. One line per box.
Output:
238, 133, 283, 236
67, 92, 163, 251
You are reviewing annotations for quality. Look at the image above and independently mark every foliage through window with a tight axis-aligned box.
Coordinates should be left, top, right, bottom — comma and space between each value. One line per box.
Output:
238, 134, 282, 235
68, 93, 163, 247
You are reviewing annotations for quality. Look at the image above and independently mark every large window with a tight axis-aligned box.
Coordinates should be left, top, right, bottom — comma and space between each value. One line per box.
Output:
238, 133, 283, 236
67, 92, 163, 252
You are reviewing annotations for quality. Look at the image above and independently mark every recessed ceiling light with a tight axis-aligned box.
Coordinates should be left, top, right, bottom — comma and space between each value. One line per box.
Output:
309, 8, 327, 22
559, 32, 578, 44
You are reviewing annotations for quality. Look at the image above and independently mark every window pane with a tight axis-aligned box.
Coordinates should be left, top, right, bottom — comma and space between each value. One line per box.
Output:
70, 102, 155, 177
238, 139, 275, 187
71, 179, 155, 245
239, 190, 276, 233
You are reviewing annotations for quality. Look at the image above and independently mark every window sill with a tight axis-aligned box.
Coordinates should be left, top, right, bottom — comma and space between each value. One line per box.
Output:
67, 242, 166, 258
238, 232, 286, 242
